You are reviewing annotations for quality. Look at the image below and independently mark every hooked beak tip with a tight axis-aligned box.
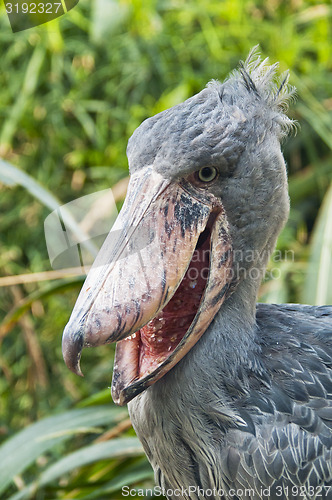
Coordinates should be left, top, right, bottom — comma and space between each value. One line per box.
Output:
62, 324, 84, 377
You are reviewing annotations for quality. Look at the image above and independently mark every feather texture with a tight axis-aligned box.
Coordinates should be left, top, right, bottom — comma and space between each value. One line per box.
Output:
125, 51, 331, 500
130, 305, 332, 500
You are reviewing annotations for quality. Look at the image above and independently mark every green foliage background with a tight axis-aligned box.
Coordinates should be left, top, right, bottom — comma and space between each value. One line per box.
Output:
0, 0, 331, 498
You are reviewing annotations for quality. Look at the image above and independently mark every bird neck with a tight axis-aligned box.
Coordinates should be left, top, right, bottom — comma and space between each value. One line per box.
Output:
141, 275, 261, 435
186, 272, 260, 376
128, 275, 263, 492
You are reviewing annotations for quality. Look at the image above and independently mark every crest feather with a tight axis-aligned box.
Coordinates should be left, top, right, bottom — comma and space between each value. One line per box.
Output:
237, 46, 297, 137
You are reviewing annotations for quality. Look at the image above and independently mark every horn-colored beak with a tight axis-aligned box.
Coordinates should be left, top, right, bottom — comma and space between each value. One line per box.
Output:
62, 166, 232, 404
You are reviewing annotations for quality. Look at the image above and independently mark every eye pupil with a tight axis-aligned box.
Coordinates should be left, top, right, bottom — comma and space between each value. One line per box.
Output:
198, 166, 217, 183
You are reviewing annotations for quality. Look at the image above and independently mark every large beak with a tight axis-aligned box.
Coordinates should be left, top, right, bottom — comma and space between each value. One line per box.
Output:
62, 166, 233, 405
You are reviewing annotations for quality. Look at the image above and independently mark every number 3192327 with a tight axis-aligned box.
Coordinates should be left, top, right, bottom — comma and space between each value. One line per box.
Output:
5, 3, 62, 14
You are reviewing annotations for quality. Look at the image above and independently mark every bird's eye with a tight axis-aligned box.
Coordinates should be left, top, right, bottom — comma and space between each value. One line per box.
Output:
197, 166, 218, 183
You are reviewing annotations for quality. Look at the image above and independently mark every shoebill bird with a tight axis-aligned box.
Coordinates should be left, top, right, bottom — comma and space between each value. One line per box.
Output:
62, 51, 332, 499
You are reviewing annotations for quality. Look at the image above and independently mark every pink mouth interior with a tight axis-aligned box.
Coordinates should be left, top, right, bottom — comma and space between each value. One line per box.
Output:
138, 227, 211, 377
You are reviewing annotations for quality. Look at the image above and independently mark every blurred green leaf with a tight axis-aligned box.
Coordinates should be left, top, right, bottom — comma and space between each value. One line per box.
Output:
288, 158, 332, 205
1, 0, 332, 497
0, 158, 65, 212
74, 461, 154, 500
8, 438, 144, 500
0, 44, 45, 147
91, 0, 129, 43
0, 159, 98, 257
0, 277, 83, 336
77, 388, 113, 407
0, 406, 127, 495
39, 437, 143, 485
303, 183, 332, 305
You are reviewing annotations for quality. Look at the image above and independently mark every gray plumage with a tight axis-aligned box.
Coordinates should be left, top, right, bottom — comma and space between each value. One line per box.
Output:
62, 50, 332, 500
126, 52, 332, 499
130, 304, 332, 499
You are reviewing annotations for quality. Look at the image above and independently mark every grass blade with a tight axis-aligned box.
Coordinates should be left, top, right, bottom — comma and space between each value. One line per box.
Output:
39, 437, 143, 486
0, 159, 98, 257
6, 439, 144, 500
0, 45, 45, 147
303, 183, 332, 305
0, 277, 84, 338
0, 406, 127, 495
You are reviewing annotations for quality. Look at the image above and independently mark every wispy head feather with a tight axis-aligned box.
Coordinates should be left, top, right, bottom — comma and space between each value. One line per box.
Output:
237, 47, 297, 137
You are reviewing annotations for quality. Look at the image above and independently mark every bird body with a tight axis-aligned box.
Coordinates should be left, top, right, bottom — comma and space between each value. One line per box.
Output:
129, 303, 332, 499
62, 50, 332, 499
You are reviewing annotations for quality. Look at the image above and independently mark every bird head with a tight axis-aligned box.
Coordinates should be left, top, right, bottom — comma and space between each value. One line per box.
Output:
62, 50, 294, 405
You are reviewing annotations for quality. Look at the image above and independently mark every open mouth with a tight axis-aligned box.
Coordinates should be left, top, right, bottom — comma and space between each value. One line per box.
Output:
117, 221, 212, 383
62, 167, 233, 405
